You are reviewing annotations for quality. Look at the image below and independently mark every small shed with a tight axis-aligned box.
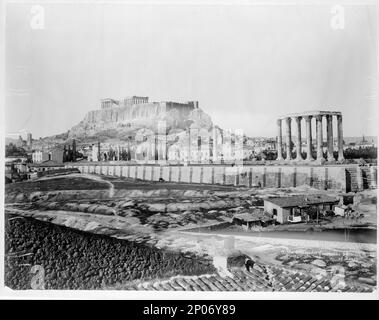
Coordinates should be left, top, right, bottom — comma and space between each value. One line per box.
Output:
338, 194, 355, 205
28, 160, 65, 172
264, 195, 339, 224
232, 211, 274, 230
334, 205, 349, 217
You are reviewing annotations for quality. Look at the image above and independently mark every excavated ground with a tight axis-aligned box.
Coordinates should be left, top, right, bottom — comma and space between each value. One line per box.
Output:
4, 173, 377, 291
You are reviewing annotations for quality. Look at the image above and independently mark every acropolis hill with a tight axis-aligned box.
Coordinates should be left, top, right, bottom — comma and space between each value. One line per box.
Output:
68, 96, 213, 140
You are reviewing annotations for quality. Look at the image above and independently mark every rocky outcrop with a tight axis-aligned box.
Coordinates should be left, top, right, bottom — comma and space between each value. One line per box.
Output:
68, 102, 214, 140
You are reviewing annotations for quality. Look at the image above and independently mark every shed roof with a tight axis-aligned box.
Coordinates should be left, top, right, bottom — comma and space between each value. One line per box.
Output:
28, 160, 65, 167
234, 211, 273, 222
264, 195, 339, 208
335, 205, 349, 210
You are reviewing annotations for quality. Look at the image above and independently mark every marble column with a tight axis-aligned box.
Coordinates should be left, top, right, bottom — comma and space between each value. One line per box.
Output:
212, 127, 219, 163
316, 115, 324, 161
326, 115, 334, 161
187, 129, 191, 163
370, 166, 377, 189
197, 135, 202, 163
209, 132, 213, 164
337, 115, 344, 161
305, 116, 313, 161
295, 117, 302, 160
277, 119, 283, 161
285, 117, 292, 160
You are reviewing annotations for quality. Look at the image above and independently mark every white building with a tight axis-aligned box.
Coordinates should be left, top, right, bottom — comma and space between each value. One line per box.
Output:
32, 151, 50, 163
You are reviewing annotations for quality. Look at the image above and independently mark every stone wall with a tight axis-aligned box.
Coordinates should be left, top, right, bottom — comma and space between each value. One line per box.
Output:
66, 163, 377, 192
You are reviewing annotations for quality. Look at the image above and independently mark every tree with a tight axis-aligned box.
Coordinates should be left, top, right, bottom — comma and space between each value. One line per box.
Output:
305, 207, 318, 222
108, 148, 116, 161
344, 146, 377, 160
120, 149, 129, 161
262, 150, 277, 161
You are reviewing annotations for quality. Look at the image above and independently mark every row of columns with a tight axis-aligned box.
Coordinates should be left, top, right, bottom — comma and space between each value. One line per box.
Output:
277, 114, 344, 162
130, 97, 149, 105
101, 99, 115, 109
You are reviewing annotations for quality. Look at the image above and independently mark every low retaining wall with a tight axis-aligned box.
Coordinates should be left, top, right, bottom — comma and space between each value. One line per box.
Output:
65, 163, 377, 191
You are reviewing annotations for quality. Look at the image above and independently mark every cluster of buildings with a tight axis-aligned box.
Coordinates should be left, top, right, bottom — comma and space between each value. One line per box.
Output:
67, 106, 373, 165
5, 138, 79, 183
245, 138, 277, 154
233, 194, 343, 229
31, 141, 77, 164
263, 195, 340, 224
82, 128, 249, 164
5, 96, 376, 186
7, 133, 33, 150
344, 135, 377, 150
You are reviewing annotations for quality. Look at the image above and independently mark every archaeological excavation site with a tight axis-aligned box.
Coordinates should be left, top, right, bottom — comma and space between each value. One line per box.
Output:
4, 3, 378, 299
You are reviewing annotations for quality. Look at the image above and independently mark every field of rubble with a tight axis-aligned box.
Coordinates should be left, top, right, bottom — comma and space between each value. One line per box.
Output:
4, 173, 377, 292
5, 174, 266, 234
5, 214, 214, 289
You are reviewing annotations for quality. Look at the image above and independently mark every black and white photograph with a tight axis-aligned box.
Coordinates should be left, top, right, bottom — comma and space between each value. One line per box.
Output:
1, 0, 378, 299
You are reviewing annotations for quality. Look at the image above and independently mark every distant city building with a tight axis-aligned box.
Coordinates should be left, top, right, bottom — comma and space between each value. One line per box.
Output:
50, 149, 64, 163
5, 159, 29, 183
32, 151, 50, 163
33, 147, 66, 163
26, 133, 32, 147
343, 135, 377, 150
14, 135, 27, 148
248, 137, 277, 154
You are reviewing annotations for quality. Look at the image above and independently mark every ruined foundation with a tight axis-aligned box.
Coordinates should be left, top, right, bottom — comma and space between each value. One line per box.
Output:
66, 163, 377, 192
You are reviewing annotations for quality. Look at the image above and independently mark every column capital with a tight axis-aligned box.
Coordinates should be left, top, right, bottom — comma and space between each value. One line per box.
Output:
304, 115, 312, 122
315, 114, 323, 121
293, 116, 302, 123
285, 117, 292, 124
277, 119, 282, 126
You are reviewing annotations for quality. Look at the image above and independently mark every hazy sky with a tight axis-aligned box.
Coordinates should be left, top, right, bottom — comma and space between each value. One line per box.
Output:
5, 1, 378, 139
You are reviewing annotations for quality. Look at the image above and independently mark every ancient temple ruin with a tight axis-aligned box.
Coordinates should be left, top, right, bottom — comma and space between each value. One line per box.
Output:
276, 111, 344, 162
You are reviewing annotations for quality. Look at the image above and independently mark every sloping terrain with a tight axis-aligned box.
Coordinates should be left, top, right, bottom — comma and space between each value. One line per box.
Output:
4, 173, 377, 292
5, 215, 214, 290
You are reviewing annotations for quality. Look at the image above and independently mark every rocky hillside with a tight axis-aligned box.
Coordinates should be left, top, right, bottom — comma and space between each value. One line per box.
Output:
67, 103, 214, 142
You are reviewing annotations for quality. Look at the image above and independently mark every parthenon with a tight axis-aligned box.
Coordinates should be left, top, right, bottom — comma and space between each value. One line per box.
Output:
276, 111, 344, 162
